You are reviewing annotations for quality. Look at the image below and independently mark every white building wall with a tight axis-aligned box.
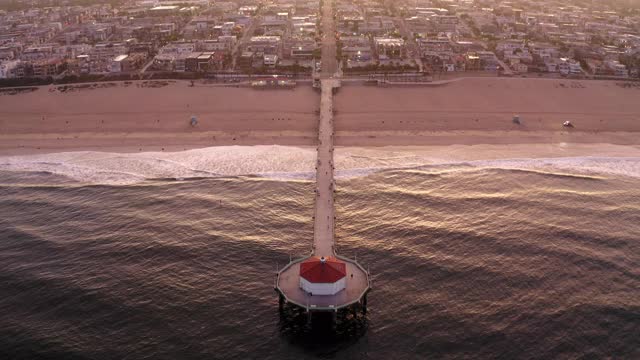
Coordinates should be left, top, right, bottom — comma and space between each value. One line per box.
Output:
0, 60, 20, 78
299, 277, 346, 295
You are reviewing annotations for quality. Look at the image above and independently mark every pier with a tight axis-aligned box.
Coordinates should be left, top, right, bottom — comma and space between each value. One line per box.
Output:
274, 0, 370, 321
274, 79, 370, 316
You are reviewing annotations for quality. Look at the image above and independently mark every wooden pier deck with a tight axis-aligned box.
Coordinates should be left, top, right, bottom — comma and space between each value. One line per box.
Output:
313, 79, 338, 257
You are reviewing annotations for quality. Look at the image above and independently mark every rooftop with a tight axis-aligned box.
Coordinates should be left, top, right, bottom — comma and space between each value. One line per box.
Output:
150, 5, 179, 11
250, 36, 281, 42
113, 54, 128, 62
374, 38, 405, 46
300, 256, 346, 283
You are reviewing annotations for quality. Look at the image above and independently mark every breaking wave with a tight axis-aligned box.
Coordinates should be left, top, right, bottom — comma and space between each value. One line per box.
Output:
1, 145, 640, 184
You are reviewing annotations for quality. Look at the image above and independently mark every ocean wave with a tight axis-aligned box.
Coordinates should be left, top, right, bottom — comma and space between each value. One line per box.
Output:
1, 146, 639, 185
333, 158, 640, 181
0, 146, 317, 185
471, 157, 640, 179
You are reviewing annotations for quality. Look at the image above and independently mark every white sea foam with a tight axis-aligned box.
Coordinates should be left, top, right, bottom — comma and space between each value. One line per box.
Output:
0, 146, 317, 185
1, 146, 639, 184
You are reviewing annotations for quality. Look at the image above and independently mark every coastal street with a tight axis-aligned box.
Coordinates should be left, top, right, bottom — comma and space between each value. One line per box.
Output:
396, 18, 424, 72
319, 0, 338, 78
496, 58, 514, 76
139, 58, 155, 74
232, 8, 262, 70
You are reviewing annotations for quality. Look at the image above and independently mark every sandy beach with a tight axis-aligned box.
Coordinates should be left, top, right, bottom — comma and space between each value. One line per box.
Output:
334, 77, 640, 146
1, 77, 640, 155
0, 80, 319, 155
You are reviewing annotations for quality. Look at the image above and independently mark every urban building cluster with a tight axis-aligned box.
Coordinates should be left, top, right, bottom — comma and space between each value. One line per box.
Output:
0, 0, 321, 80
334, 0, 640, 77
0, 0, 639, 80
335, 0, 416, 72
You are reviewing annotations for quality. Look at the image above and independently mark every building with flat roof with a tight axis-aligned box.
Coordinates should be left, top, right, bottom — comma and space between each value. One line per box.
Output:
247, 36, 282, 56
31, 58, 64, 77
374, 37, 406, 58
263, 54, 278, 67
149, 5, 180, 16
291, 44, 316, 59
110, 54, 128, 72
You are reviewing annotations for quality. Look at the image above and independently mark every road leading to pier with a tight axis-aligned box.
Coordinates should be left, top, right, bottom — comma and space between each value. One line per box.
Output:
320, 0, 338, 77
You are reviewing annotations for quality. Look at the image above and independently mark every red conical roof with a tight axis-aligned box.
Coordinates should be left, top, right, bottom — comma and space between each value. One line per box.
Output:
300, 256, 346, 283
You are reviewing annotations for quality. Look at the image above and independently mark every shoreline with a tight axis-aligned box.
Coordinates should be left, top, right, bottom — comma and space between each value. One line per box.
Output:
2, 130, 640, 156
3, 143, 640, 161
2, 144, 640, 186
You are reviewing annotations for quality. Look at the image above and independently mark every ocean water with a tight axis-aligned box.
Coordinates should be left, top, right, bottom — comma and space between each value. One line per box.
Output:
1, 148, 639, 359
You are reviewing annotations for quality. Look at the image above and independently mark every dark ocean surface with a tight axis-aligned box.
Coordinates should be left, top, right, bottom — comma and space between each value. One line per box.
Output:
1, 167, 639, 359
